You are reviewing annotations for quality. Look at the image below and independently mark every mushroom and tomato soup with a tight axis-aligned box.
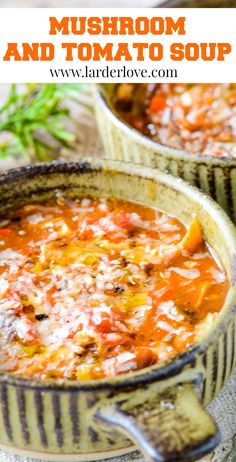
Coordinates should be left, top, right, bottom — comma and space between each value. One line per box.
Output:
115, 83, 236, 158
0, 195, 228, 380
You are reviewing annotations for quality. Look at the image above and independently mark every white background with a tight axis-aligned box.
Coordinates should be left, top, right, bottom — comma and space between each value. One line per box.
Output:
0, 8, 234, 82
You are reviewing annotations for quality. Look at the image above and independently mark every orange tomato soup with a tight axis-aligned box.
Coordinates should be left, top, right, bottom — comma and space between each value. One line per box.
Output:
0, 196, 228, 380
115, 83, 236, 158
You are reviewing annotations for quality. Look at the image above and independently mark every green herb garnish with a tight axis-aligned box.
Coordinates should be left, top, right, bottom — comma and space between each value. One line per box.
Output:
0, 83, 87, 162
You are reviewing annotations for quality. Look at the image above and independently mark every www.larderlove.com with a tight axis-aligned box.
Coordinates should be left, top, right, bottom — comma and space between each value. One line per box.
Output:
49, 65, 178, 79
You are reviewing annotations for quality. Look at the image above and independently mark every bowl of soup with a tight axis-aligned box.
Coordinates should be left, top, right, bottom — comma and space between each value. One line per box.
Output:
94, 83, 236, 222
158, 0, 236, 7
0, 158, 235, 462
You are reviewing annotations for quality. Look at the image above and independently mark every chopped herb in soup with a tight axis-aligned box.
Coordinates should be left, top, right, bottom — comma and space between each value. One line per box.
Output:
115, 83, 236, 158
0, 196, 228, 380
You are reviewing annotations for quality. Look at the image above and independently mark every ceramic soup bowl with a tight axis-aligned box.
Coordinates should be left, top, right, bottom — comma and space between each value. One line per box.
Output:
0, 159, 236, 462
94, 84, 236, 223
157, 0, 236, 7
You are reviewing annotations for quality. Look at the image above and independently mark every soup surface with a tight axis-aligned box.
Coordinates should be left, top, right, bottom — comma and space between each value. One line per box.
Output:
115, 83, 236, 158
0, 195, 228, 380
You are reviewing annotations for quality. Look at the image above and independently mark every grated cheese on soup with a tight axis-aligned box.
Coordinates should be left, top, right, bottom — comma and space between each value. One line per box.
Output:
0, 196, 228, 380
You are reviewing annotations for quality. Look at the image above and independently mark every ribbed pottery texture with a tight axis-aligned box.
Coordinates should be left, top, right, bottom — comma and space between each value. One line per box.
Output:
94, 86, 236, 223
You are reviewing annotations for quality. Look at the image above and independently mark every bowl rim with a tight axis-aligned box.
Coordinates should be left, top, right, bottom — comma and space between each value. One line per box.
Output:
0, 158, 236, 392
94, 83, 236, 166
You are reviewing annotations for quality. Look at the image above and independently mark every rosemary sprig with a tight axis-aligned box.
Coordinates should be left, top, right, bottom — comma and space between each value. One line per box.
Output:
0, 83, 87, 162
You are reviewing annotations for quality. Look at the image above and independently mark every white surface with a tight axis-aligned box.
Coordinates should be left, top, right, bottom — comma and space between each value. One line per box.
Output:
0, 9, 234, 83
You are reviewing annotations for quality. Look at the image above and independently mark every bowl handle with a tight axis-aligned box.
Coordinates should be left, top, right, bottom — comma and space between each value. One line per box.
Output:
97, 381, 220, 462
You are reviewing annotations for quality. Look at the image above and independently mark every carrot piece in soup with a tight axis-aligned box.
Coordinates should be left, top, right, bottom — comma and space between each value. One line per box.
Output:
180, 218, 203, 254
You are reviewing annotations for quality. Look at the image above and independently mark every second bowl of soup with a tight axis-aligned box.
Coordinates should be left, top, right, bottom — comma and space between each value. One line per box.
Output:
94, 83, 236, 222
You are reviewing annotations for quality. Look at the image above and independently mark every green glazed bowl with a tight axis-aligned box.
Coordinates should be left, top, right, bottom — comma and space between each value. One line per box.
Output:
0, 159, 236, 462
158, 0, 236, 7
94, 84, 236, 223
